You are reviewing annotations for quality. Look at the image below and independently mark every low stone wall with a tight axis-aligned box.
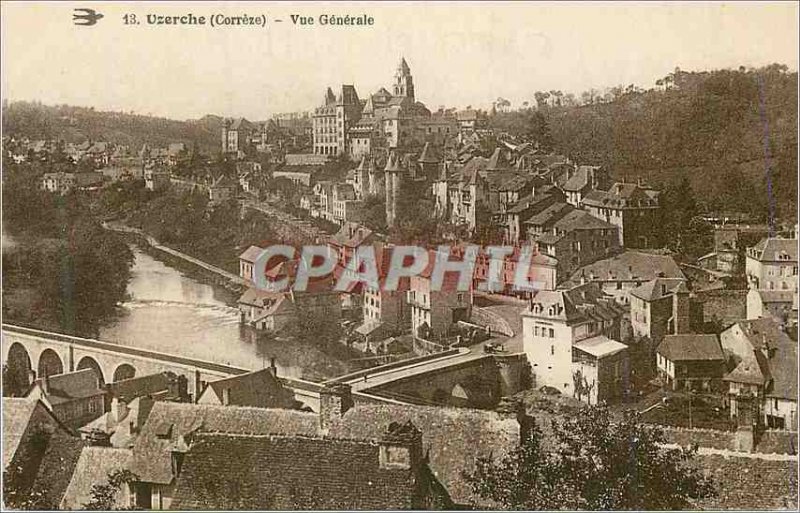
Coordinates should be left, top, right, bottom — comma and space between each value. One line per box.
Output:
658, 425, 736, 451
757, 430, 798, 455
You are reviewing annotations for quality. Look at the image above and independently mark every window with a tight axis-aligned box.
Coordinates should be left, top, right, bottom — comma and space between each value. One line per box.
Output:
534, 326, 540, 336
548, 328, 554, 338
550, 345, 554, 356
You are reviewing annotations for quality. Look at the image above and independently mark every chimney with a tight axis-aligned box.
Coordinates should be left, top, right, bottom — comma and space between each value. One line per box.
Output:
112, 397, 128, 423
27, 369, 36, 387
41, 374, 50, 395
496, 397, 534, 444
319, 383, 354, 433
268, 357, 278, 378
221, 387, 231, 405
672, 284, 690, 334
378, 421, 423, 471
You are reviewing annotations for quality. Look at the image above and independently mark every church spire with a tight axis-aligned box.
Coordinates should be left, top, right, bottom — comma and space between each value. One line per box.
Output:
393, 57, 415, 101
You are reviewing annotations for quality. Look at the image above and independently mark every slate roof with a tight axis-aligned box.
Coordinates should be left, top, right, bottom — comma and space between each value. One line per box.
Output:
570, 251, 685, 283
237, 287, 285, 308
748, 237, 797, 262
3, 398, 40, 468
562, 165, 599, 192
486, 148, 510, 171
30, 428, 86, 509
106, 371, 181, 403
130, 402, 318, 485
418, 142, 440, 163
524, 282, 626, 325
757, 290, 796, 304
239, 245, 264, 263
229, 118, 255, 131
60, 447, 132, 510
730, 319, 797, 400
169, 432, 426, 510
199, 368, 296, 409
630, 278, 689, 301
657, 334, 725, 362
582, 182, 656, 209
32, 369, 105, 405
523, 202, 574, 227
327, 403, 519, 506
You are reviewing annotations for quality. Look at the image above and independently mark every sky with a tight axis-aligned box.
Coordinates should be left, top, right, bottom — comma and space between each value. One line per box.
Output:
2, 1, 798, 120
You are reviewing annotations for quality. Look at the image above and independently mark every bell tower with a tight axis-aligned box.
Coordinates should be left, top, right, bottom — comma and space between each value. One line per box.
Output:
393, 57, 415, 101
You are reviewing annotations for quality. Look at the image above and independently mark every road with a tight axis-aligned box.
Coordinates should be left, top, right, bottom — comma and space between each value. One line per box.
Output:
242, 198, 331, 242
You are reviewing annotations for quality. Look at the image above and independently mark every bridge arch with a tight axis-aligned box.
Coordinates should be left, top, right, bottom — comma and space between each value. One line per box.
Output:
77, 356, 106, 385
38, 348, 64, 378
113, 363, 136, 382
6, 342, 33, 396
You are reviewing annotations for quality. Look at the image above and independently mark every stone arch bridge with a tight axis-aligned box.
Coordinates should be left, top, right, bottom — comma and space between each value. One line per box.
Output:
1, 324, 323, 409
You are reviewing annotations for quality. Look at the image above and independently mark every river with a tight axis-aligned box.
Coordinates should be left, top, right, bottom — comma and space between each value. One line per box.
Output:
98, 248, 352, 381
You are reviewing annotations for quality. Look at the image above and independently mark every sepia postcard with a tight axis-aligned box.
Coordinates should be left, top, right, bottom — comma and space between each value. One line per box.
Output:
1, 1, 798, 510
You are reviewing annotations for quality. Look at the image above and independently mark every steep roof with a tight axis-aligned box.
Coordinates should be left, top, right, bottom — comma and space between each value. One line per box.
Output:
570, 251, 685, 283
485, 148, 509, 171
562, 165, 599, 192
106, 371, 179, 404
199, 368, 296, 409
169, 432, 427, 510
32, 369, 105, 405
630, 278, 689, 302
574, 335, 628, 359
327, 403, 519, 506
523, 282, 626, 325
3, 398, 40, 468
129, 402, 318, 485
418, 142, 440, 164
748, 237, 797, 262
657, 334, 725, 362
731, 318, 797, 400
582, 182, 657, 209
60, 447, 132, 510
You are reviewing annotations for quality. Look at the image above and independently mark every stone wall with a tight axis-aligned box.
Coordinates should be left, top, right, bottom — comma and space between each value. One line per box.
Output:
658, 425, 737, 451
694, 289, 747, 326
757, 430, 798, 455
470, 307, 514, 337
692, 454, 797, 510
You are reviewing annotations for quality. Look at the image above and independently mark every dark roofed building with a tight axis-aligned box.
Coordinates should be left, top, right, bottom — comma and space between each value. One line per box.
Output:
25, 369, 106, 428
196, 366, 297, 410
581, 181, 661, 248
169, 423, 451, 510
657, 334, 725, 391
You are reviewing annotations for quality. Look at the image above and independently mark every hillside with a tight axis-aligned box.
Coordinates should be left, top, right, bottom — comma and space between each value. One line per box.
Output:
494, 64, 798, 219
2, 102, 225, 154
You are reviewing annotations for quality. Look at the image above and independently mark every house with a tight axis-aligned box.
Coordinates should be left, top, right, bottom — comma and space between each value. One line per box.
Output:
472, 245, 559, 294
568, 250, 686, 305
581, 181, 661, 248
698, 228, 743, 275
221, 118, 257, 157
238, 245, 264, 283
522, 282, 628, 402
745, 237, 797, 292
237, 287, 294, 331
60, 447, 133, 510
630, 278, 691, 342
168, 422, 449, 510
78, 396, 155, 448
502, 184, 564, 244
656, 334, 725, 391
3, 398, 85, 510
720, 319, 797, 430
408, 250, 473, 341
561, 165, 608, 206
127, 384, 525, 510
208, 175, 237, 203
528, 206, 621, 279
196, 366, 297, 410
144, 164, 170, 191
25, 369, 107, 428
746, 288, 797, 328
328, 222, 375, 268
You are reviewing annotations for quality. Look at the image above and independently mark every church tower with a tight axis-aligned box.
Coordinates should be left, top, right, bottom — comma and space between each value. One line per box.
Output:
393, 57, 415, 101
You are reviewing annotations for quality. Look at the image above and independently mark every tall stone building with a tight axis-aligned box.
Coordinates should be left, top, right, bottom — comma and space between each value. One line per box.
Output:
312, 85, 361, 157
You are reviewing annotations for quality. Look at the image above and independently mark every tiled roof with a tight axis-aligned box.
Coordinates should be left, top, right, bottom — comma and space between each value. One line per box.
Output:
570, 251, 685, 283
238, 245, 264, 263
657, 334, 724, 361
200, 368, 297, 409
129, 402, 318, 484
327, 403, 519, 506
106, 372, 179, 404
60, 447, 132, 510
630, 278, 689, 301
748, 237, 797, 262
169, 432, 426, 510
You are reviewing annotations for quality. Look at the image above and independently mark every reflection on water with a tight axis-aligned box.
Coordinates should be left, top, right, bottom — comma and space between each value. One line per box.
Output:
99, 249, 350, 380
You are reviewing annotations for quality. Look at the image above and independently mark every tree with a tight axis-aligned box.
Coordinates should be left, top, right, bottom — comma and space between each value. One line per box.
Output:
83, 469, 139, 510
463, 406, 715, 510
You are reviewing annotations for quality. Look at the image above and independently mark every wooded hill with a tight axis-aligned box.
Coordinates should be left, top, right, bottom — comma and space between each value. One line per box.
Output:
2, 102, 225, 155
493, 64, 798, 219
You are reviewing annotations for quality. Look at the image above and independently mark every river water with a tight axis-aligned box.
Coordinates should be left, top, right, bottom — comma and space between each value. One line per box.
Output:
98, 248, 352, 381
